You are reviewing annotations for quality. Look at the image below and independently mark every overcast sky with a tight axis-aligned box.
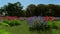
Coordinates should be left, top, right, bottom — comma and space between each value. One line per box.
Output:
0, 0, 60, 9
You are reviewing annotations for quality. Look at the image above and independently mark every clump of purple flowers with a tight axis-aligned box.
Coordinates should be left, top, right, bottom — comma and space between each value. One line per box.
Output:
27, 16, 46, 26
28, 16, 58, 33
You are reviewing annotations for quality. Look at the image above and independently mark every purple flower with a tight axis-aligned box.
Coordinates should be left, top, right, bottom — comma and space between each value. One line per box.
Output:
37, 16, 41, 20
27, 17, 33, 23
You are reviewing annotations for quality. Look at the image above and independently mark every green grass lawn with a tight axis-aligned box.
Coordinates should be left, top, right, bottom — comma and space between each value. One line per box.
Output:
0, 20, 60, 34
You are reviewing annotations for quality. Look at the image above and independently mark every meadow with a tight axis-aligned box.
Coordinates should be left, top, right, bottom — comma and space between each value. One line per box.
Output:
0, 16, 60, 34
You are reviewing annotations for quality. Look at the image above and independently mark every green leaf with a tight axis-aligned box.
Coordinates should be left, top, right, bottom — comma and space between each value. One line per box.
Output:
0, 29, 12, 34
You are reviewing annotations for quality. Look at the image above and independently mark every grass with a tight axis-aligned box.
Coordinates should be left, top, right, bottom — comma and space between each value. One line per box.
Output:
0, 20, 60, 34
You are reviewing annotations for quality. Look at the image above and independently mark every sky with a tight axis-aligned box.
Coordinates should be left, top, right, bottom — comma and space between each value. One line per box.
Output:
0, 0, 60, 9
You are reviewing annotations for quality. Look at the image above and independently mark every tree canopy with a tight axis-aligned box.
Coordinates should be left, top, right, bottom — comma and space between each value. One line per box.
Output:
0, 2, 60, 17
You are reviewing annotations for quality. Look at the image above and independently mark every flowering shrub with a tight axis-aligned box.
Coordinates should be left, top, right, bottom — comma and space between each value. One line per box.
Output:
3, 16, 20, 20
45, 16, 49, 22
45, 16, 55, 22
28, 16, 58, 31
45, 16, 57, 29
29, 17, 41, 31
1, 16, 21, 26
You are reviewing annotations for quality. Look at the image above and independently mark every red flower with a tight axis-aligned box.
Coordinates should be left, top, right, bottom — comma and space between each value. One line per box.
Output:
11, 16, 19, 20
12, 17, 15, 20
7, 16, 11, 20
49, 16, 55, 21
45, 16, 49, 22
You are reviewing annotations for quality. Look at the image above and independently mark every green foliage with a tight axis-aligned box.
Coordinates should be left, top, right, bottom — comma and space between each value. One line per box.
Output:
46, 20, 58, 29
3, 20, 9, 24
0, 22, 9, 26
2, 20, 21, 26
0, 2, 23, 17
26, 4, 36, 16
0, 20, 60, 34
8, 20, 21, 26
47, 20, 54, 28
0, 2, 60, 17
0, 29, 12, 34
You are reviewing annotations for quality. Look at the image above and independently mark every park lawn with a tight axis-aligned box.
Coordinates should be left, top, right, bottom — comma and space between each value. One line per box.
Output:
0, 20, 60, 34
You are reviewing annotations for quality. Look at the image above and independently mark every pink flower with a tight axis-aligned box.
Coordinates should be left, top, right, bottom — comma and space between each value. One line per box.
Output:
12, 17, 15, 20
49, 16, 55, 21
45, 16, 49, 22
11, 16, 19, 20
7, 16, 11, 20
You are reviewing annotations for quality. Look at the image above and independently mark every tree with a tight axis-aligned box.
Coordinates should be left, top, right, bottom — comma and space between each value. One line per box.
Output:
37, 4, 48, 16
26, 4, 36, 17
4, 2, 23, 17
47, 4, 58, 16
0, 2, 60, 17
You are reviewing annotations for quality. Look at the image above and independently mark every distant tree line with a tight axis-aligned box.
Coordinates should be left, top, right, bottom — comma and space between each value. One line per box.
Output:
0, 2, 60, 17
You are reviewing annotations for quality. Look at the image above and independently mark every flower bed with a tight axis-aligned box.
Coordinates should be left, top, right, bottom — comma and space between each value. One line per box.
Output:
0, 16, 59, 34
0, 16, 21, 26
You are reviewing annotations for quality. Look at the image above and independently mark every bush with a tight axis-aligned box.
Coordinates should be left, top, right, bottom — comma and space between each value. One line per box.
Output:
46, 20, 58, 29
0, 22, 9, 26
2, 20, 21, 26
29, 18, 42, 31
29, 18, 58, 31
8, 20, 21, 26
3, 20, 9, 24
